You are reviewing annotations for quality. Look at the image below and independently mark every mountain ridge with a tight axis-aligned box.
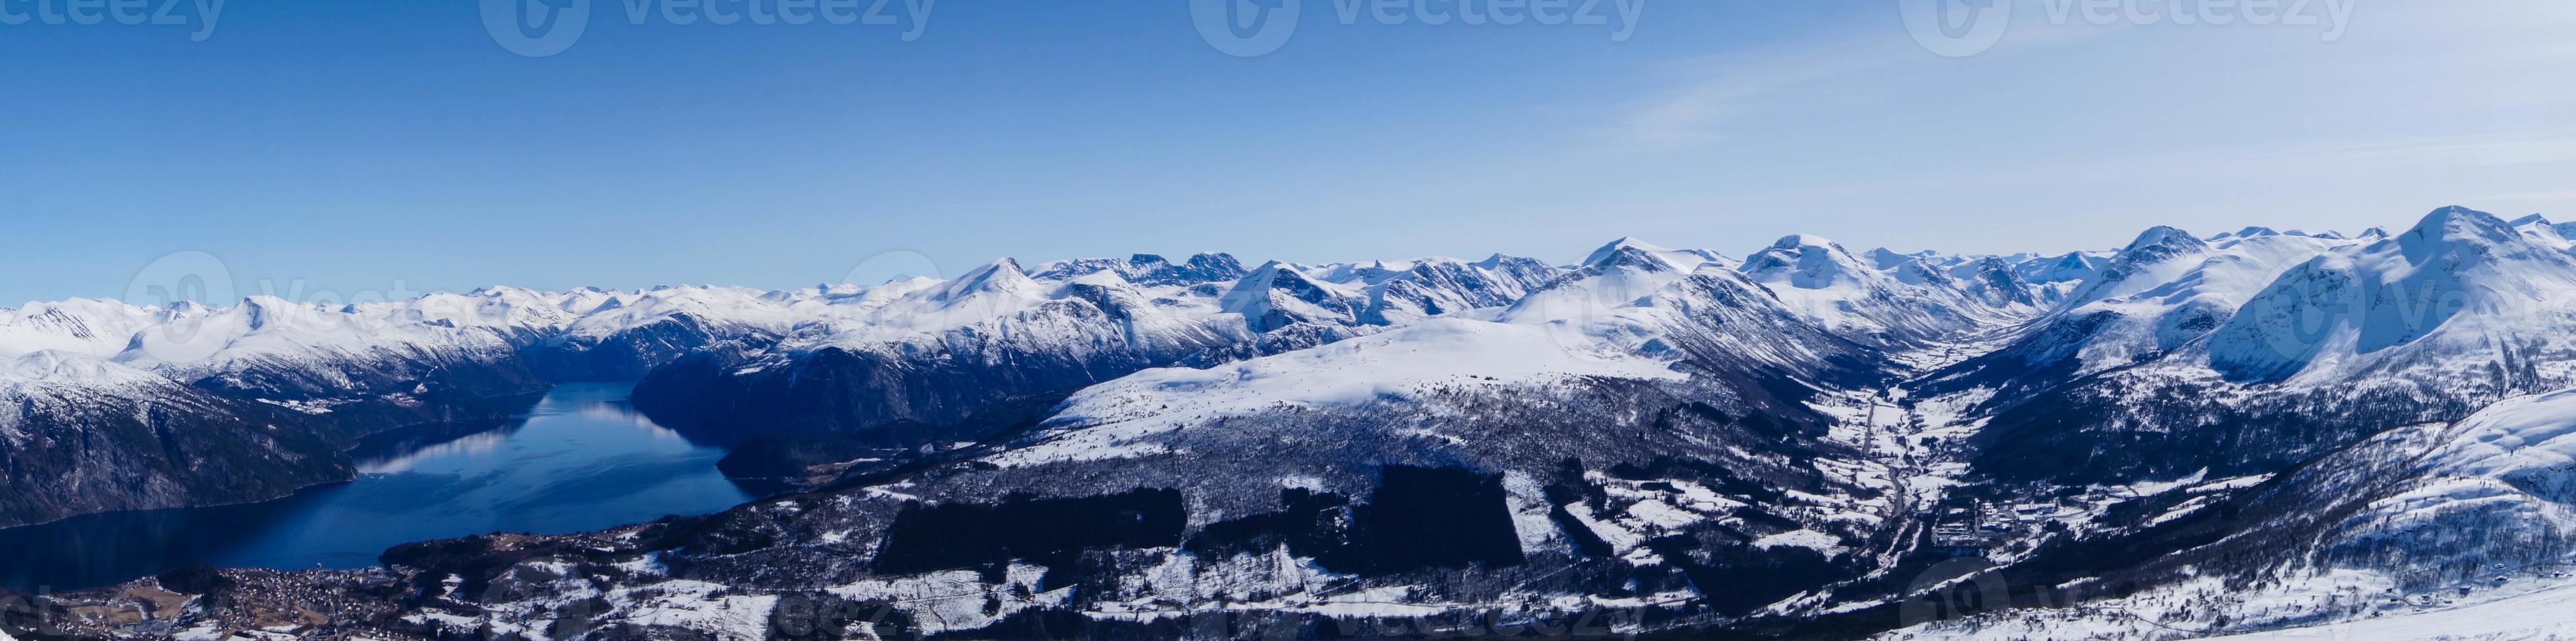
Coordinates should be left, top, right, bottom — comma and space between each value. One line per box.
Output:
6, 207, 2560, 641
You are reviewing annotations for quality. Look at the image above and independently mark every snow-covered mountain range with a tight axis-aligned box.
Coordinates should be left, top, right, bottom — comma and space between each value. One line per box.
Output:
13, 206, 2576, 640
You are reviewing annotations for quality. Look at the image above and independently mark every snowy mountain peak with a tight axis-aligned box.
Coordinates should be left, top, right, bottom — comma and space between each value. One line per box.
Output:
1581, 237, 1648, 262
1031, 252, 1246, 286
924, 258, 1042, 305
1766, 234, 1843, 252
2393, 205, 2528, 263
1862, 248, 1945, 271
2512, 214, 2576, 250
1219, 260, 1358, 333
2122, 225, 2210, 257
2091, 226, 2215, 277
2196, 206, 2576, 385
2210, 226, 2281, 241
236, 295, 302, 332
1579, 237, 1729, 273
1584, 245, 1684, 273
2024, 251, 2111, 285
2062, 226, 2217, 305
1741, 234, 1877, 292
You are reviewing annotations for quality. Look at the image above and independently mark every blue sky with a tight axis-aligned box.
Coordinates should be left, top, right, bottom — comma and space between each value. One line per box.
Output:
4, 1, 2571, 304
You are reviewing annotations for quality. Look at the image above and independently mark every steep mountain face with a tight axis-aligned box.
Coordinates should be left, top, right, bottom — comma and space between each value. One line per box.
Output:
0, 353, 351, 528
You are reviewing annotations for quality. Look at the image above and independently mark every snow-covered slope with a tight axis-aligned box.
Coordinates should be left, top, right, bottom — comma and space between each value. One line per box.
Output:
1912, 207, 2576, 486
2213, 581, 2576, 640
1030, 243, 1880, 468
1963, 226, 2363, 381
2210, 206, 2576, 386
2308, 387, 2576, 587
1740, 234, 2043, 349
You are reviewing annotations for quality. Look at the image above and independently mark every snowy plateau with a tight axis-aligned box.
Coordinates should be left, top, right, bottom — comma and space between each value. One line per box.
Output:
11, 207, 2576, 639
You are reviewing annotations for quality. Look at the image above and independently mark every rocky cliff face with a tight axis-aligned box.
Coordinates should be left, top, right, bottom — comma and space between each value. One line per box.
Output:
0, 360, 346, 530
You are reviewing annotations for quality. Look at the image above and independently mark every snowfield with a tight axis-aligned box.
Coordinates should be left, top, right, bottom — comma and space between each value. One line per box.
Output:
2210, 580, 2576, 640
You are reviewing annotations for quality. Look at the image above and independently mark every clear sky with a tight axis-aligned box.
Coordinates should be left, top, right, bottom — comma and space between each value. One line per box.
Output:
4, 1, 2571, 305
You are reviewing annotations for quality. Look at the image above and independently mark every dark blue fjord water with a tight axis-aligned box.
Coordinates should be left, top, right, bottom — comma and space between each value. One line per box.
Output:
0, 383, 758, 592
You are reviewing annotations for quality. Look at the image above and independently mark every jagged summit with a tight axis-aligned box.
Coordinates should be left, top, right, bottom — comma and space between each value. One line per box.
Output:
1032, 251, 1248, 286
